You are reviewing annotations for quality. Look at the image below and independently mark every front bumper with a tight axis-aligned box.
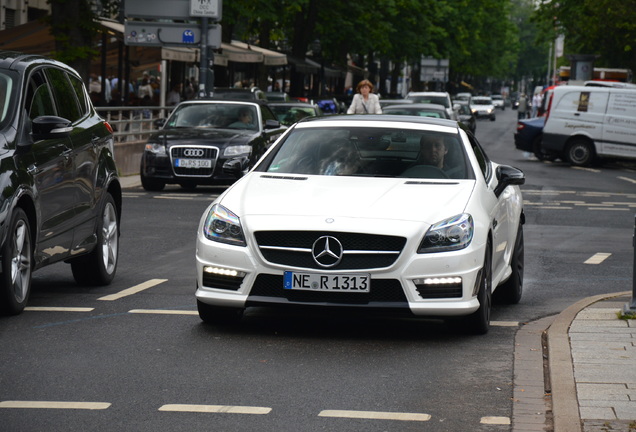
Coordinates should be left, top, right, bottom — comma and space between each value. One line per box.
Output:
195, 233, 484, 318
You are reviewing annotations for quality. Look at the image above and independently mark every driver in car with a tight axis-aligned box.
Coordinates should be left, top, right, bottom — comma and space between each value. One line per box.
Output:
419, 134, 448, 169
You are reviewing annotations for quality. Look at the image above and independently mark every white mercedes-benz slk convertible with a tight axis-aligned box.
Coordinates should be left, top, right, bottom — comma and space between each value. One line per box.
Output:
195, 115, 525, 334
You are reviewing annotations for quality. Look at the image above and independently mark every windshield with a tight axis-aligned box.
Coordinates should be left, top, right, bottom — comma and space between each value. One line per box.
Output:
0, 71, 16, 129
472, 98, 492, 105
261, 126, 474, 180
165, 103, 258, 131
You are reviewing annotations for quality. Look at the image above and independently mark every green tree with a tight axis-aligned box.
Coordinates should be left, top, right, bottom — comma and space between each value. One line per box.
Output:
535, 0, 636, 72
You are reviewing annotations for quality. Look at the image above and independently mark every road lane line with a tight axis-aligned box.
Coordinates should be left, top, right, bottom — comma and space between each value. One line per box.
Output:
0, 401, 110, 410
318, 410, 431, 421
584, 253, 611, 264
98, 279, 168, 301
481, 416, 510, 425
129, 309, 198, 315
25, 307, 94, 312
491, 321, 519, 327
618, 176, 636, 185
159, 404, 271, 414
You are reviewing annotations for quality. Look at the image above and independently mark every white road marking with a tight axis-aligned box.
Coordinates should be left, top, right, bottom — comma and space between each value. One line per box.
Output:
24, 307, 94, 312
584, 253, 611, 264
98, 279, 168, 301
481, 416, 511, 425
129, 309, 198, 315
159, 404, 271, 414
0, 401, 110, 410
618, 176, 636, 185
318, 410, 431, 421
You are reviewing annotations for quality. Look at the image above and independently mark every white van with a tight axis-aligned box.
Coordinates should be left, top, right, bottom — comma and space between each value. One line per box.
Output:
541, 85, 636, 166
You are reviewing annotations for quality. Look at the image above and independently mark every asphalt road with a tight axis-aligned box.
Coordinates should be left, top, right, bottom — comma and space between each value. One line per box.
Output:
0, 108, 634, 431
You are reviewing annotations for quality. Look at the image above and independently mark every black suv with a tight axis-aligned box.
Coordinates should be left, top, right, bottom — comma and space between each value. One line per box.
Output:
0, 51, 122, 315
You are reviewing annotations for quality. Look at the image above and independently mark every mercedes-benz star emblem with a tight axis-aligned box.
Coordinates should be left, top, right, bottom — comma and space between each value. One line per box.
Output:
312, 236, 343, 268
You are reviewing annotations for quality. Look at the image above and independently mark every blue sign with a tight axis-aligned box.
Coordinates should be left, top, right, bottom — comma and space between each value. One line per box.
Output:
182, 30, 195, 43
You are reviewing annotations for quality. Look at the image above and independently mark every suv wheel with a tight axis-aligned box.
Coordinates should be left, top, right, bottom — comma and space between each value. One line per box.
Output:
0, 208, 33, 315
70, 193, 119, 285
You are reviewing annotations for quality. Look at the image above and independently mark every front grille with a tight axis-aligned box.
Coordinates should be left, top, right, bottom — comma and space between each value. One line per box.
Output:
254, 231, 406, 270
171, 146, 218, 177
247, 274, 408, 306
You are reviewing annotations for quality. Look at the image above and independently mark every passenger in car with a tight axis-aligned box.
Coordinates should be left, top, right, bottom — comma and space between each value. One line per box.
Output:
228, 107, 255, 129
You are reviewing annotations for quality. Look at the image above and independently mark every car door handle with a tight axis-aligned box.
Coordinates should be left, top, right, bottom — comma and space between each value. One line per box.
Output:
62, 148, 73, 161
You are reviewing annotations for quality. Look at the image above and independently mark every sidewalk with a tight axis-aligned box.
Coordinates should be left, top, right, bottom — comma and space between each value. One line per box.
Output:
514, 292, 636, 432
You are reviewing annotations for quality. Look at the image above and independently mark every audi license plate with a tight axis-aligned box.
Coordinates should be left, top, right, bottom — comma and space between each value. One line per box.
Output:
284, 271, 370, 292
175, 158, 212, 168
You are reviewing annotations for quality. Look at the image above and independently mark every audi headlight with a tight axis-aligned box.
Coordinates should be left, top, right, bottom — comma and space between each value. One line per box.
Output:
224, 145, 252, 157
418, 213, 473, 253
144, 142, 167, 155
203, 204, 246, 246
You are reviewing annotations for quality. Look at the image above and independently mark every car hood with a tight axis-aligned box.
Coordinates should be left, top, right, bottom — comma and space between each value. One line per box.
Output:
150, 127, 257, 146
219, 173, 476, 230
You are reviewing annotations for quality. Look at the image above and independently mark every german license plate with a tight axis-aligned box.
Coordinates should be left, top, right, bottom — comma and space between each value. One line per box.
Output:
283, 271, 370, 292
175, 158, 212, 168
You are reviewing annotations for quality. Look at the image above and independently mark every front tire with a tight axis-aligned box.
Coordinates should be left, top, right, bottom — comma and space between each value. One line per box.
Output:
70, 193, 119, 286
566, 138, 595, 167
0, 208, 33, 315
141, 173, 166, 191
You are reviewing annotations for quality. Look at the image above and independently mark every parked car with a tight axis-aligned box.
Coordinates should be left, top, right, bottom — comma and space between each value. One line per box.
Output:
382, 103, 450, 119
269, 101, 323, 126
470, 96, 496, 121
212, 87, 267, 101
513, 116, 555, 161
491, 94, 505, 110
0, 50, 122, 315
140, 100, 286, 191
405, 91, 458, 120
456, 101, 477, 134
195, 115, 525, 334
379, 98, 413, 109
541, 85, 636, 166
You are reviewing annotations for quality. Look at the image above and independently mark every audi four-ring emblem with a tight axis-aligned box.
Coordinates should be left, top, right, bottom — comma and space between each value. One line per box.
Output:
312, 236, 343, 268
183, 148, 205, 157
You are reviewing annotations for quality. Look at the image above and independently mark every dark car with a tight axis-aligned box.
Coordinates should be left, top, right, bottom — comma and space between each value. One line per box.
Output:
269, 101, 323, 126
140, 99, 286, 191
382, 103, 450, 119
514, 116, 554, 161
456, 101, 477, 134
0, 51, 122, 315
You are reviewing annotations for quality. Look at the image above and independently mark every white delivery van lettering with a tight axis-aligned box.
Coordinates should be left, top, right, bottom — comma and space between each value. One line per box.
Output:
564, 122, 596, 130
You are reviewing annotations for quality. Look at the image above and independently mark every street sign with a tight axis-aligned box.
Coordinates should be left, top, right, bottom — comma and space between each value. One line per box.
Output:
126, 0, 222, 21
190, 0, 220, 18
124, 21, 222, 48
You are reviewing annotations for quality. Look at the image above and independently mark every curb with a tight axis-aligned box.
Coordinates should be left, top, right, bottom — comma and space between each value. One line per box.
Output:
547, 291, 632, 432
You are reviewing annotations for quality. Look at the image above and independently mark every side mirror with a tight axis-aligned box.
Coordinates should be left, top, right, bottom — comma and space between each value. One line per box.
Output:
264, 119, 281, 129
31, 116, 72, 140
494, 165, 525, 198
154, 118, 167, 129
223, 157, 247, 178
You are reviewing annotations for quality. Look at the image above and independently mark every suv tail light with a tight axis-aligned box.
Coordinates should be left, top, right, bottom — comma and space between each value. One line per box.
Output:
103, 121, 114, 134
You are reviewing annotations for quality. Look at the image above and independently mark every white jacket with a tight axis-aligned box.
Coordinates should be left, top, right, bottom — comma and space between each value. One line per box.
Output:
347, 93, 382, 114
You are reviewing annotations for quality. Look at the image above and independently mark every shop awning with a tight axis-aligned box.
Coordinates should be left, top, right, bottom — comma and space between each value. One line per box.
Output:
219, 42, 263, 63
286, 56, 320, 74
230, 40, 287, 66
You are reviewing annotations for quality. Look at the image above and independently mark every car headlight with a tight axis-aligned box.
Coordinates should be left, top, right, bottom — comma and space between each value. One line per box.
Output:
203, 204, 246, 246
144, 142, 167, 155
224, 145, 252, 157
418, 213, 473, 253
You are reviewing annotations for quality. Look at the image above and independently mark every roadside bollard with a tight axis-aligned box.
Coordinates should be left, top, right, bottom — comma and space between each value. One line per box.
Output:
623, 214, 636, 317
